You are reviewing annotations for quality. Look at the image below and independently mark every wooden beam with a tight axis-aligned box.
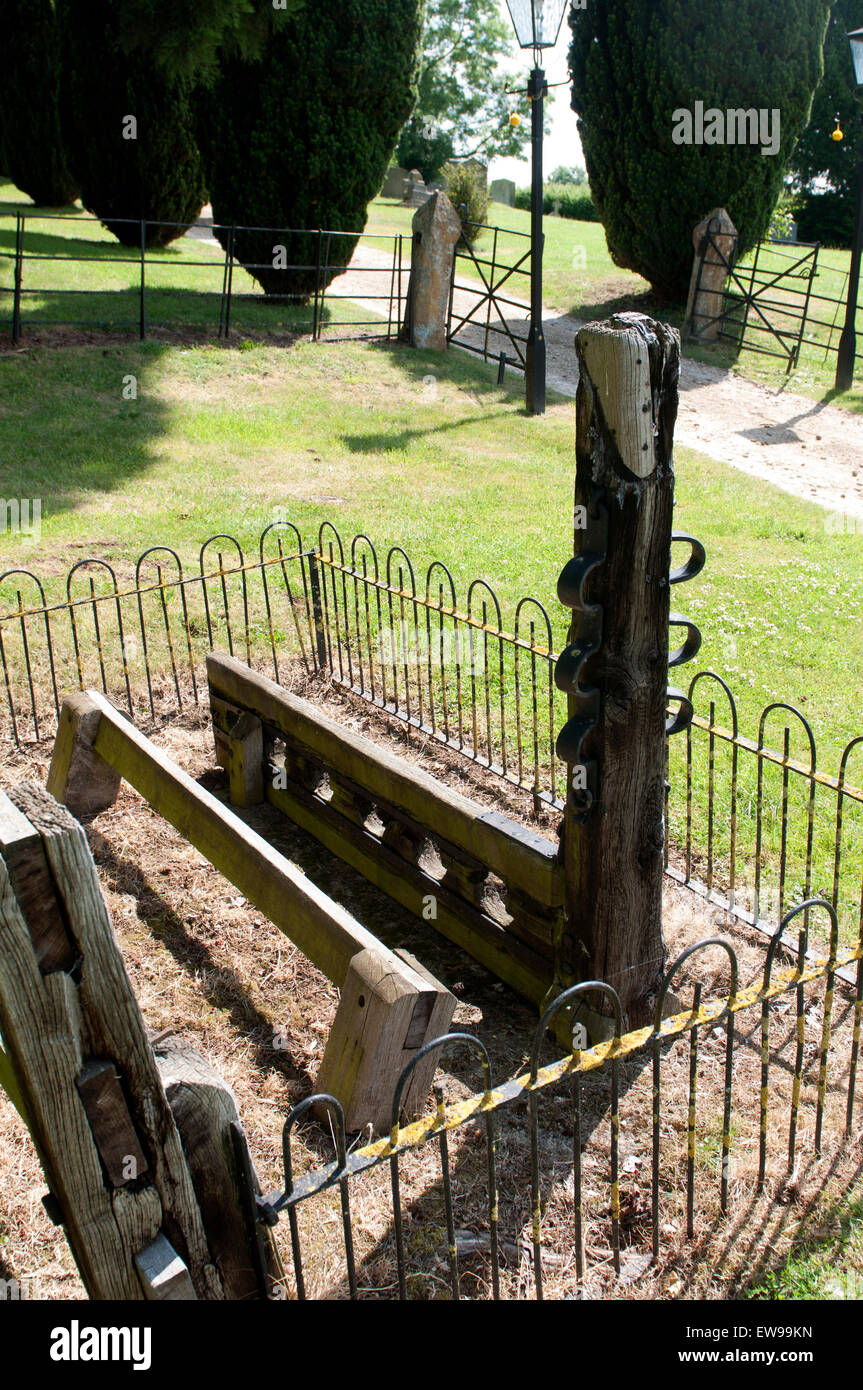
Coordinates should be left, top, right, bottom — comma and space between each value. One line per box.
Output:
0, 783, 224, 1300
207, 652, 561, 909
50, 693, 455, 1132
265, 768, 553, 1006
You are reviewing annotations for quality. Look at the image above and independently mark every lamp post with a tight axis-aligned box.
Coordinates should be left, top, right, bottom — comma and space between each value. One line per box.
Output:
505, 0, 568, 416
835, 27, 863, 391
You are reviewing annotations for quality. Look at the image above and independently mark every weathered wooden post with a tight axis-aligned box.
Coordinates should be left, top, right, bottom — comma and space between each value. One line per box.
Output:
554, 312, 703, 1032
0, 782, 280, 1299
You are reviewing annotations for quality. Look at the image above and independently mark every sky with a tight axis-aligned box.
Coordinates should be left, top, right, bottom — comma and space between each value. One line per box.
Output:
488, 1, 584, 185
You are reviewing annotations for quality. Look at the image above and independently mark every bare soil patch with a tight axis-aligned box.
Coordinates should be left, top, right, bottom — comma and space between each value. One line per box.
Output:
0, 686, 860, 1300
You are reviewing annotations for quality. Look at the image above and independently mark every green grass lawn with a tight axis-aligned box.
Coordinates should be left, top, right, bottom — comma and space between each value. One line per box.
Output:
1, 332, 860, 760
1, 187, 862, 946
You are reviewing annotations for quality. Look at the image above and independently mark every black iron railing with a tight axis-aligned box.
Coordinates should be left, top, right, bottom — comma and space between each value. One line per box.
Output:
253, 899, 861, 1299
0, 212, 408, 342
1, 523, 861, 957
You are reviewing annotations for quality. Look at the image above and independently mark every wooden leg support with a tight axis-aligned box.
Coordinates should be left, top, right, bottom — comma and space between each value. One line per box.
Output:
46, 690, 122, 818
318, 946, 455, 1133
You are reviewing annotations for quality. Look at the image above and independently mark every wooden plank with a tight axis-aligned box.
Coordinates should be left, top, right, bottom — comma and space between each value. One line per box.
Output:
0, 795, 75, 972
134, 1233, 198, 1301
155, 1043, 280, 1299
226, 712, 264, 809
0, 783, 225, 1300
76, 691, 398, 989
207, 653, 562, 907
266, 770, 553, 1005
75, 1059, 150, 1187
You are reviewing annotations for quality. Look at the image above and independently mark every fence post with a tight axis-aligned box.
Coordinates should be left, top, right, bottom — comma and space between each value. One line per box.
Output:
12, 213, 24, 344
0, 782, 279, 1299
312, 230, 323, 341
554, 313, 702, 1033
224, 226, 235, 337
139, 220, 147, 341
306, 549, 329, 673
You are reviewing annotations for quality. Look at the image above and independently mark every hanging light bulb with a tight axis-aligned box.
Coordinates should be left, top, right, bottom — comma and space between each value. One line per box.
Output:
509, 111, 522, 127
832, 114, 845, 142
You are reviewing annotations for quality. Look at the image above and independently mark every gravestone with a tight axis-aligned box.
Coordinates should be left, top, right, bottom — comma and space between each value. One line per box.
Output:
382, 165, 409, 199
403, 169, 430, 207
490, 178, 516, 207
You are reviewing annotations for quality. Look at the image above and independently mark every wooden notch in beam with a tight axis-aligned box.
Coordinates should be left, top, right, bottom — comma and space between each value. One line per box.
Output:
207, 651, 562, 909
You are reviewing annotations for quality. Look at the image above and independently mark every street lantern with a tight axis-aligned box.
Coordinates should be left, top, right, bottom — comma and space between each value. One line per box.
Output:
848, 27, 863, 84
504, 0, 568, 415
505, 0, 568, 52
835, 29, 863, 390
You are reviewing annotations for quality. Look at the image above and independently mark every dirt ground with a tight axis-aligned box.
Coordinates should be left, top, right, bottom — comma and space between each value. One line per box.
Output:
0, 684, 860, 1302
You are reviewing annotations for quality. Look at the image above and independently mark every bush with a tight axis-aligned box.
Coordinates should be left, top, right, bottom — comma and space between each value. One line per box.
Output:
442, 161, 489, 245
0, 0, 77, 207
58, 0, 206, 248
792, 189, 854, 248
198, 0, 424, 299
569, 0, 831, 301
395, 116, 455, 185
515, 183, 599, 221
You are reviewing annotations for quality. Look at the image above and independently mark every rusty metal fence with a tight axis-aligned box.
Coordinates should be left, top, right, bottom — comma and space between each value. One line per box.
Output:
251, 898, 862, 1299
1, 523, 861, 959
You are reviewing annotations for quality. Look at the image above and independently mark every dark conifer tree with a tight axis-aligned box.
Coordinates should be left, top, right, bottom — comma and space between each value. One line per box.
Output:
198, 0, 425, 298
569, 1, 831, 299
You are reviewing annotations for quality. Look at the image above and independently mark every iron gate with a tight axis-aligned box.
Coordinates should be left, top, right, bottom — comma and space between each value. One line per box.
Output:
446, 221, 532, 373
687, 219, 820, 372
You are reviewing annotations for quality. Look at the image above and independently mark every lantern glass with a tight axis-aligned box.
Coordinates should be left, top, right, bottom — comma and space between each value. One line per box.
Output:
849, 28, 863, 87
505, 0, 569, 50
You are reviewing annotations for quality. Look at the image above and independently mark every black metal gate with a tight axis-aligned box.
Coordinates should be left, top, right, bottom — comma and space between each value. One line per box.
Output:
687, 221, 820, 373
446, 221, 532, 373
